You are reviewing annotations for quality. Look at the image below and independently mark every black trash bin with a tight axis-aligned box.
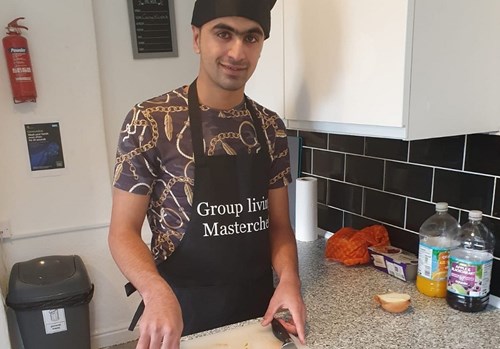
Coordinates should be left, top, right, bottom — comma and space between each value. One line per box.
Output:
6, 255, 94, 349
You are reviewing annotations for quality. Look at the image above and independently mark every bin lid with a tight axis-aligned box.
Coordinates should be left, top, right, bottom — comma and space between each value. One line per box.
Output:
19, 255, 76, 285
6, 255, 92, 306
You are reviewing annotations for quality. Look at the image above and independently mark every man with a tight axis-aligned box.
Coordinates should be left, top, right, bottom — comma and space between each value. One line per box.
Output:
109, 0, 306, 348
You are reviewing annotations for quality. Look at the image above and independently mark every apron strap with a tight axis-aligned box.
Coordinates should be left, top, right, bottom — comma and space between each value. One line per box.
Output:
188, 80, 206, 165
128, 301, 145, 331
125, 281, 136, 296
125, 281, 144, 331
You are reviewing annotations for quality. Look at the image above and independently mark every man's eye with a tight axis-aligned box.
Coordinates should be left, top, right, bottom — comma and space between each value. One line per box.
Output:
217, 31, 231, 39
245, 35, 259, 43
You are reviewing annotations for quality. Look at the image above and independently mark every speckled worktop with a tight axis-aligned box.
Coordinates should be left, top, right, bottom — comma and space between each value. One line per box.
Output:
183, 238, 500, 348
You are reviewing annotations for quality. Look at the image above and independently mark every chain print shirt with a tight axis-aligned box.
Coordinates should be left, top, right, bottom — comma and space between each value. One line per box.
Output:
113, 86, 293, 262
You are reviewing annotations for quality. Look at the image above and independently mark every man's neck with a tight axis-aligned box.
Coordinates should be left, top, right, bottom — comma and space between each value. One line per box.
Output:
194, 77, 245, 110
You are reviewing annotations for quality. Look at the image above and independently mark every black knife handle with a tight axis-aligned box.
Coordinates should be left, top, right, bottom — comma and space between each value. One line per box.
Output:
271, 318, 292, 343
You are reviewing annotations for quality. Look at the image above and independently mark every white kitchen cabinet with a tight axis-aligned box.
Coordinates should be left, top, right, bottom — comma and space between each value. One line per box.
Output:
282, 0, 500, 140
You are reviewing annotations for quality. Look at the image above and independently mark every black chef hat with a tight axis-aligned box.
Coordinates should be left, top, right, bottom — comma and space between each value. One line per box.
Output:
191, 0, 277, 39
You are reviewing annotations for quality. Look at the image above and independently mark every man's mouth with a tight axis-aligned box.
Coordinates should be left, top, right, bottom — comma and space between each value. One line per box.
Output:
220, 63, 246, 72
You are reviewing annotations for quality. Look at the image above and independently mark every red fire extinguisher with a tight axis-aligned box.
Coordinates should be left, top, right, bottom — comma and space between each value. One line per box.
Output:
2, 17, 37, 103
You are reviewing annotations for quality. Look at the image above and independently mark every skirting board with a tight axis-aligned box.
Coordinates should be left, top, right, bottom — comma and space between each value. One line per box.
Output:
91, 324, 138, 348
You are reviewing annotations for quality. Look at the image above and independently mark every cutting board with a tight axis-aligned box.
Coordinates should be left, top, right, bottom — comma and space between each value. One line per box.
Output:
180, 321, 309, 349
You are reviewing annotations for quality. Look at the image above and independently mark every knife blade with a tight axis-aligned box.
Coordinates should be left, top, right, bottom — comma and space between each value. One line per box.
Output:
271, 318, 298, 349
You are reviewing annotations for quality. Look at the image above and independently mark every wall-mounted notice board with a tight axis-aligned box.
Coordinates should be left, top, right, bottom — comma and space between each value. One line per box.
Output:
127, 0, 178, 59
24, 122, 65, 172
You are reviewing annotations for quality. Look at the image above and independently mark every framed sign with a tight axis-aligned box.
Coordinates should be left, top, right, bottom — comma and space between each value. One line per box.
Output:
127, 0, 178, 59
24, 122, 65, 172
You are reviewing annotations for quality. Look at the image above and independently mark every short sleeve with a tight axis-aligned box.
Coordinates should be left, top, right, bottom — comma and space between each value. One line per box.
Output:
268, 117, 293, 189
113, 106, 160, 195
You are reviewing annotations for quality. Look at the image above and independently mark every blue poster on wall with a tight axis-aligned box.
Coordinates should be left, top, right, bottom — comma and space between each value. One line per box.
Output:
24, 123, 65, 171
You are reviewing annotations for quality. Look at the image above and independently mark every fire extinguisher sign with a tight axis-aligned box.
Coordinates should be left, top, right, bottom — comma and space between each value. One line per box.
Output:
24, 123, 65, 171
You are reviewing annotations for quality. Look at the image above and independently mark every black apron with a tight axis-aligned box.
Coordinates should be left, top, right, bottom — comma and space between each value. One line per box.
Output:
126, 80, 274, 336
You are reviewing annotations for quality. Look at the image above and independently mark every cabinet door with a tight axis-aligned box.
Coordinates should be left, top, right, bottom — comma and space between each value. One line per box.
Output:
284, 0, 410, 128
407, 0, 500, 139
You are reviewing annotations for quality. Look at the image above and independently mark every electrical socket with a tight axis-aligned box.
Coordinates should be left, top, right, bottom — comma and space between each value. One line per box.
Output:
0, 220, 12, 238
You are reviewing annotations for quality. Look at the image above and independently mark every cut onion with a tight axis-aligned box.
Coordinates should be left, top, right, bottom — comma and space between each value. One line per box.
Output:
374, 292, 411, 313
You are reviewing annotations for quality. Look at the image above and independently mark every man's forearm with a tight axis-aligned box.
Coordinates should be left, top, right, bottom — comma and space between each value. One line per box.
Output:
108, 228, 171, 301
270, 226, 301, 284
267, 187, 301, 285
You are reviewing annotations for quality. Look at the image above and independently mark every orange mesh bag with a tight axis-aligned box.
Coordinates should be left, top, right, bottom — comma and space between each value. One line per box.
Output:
324, 227, 357, 262
325, 225, 390, 266
357, 225, 391, 247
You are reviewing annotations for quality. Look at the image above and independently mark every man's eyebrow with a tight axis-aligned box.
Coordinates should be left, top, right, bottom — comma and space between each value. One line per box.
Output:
212, 23, 264, 37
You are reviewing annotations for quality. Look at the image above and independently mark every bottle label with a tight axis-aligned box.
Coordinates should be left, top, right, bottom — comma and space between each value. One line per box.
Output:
417, 243, 449, 281
447, 256, 493, 297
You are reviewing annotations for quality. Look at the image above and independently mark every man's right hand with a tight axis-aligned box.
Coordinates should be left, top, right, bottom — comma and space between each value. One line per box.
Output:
136, 283, 183, 349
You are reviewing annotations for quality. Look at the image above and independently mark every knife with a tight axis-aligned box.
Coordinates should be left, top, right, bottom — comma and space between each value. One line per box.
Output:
271, 318, 298, 349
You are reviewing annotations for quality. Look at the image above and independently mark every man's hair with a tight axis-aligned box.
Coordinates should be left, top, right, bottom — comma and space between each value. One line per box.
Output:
191, 0, 277, 39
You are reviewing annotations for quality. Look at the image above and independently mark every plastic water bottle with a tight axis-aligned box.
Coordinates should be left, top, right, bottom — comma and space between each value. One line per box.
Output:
447, 210, 496, 312
416, 202, 460, 297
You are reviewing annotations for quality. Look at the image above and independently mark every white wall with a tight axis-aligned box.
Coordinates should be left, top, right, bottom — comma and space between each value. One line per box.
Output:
0, 1, 111, 236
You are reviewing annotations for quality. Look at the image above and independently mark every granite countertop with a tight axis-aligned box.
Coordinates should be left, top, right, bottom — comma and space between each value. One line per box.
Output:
184, 238, 500, 348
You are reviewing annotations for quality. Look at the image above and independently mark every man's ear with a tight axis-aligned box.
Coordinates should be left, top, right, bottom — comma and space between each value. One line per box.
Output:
192, 25, 201, 54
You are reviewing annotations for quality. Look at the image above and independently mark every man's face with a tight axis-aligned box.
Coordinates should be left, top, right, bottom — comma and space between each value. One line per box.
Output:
193, 16, 265, 94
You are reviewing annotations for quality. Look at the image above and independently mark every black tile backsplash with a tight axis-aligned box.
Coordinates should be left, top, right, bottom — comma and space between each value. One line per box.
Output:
406, 199, 460, 233
363, 189, 406, 228
365, 137, 408, 161
406, 199, 436, 233
301, 148, 312, 173
384, 226, 419, 255
465, 134, 500, 176
495, 178, 500, 218
433, 169, 494, 214
316, 177, 328, 204
345, 155, 384, 190
296, 130, 500, 297
327, 180, 363, 214
385, 161, 433, 200
318, 203, 343, 233
328, 134, 364, 154
409, 136, 465, 170
298, 131, 328, 149
313, 150, 344, 180
344, 212, 378, 230
473, 215, 500, 259
492, 259, 500, 296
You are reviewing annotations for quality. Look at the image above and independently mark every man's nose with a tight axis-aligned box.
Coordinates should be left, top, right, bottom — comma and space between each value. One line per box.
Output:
227, 38, 245, 61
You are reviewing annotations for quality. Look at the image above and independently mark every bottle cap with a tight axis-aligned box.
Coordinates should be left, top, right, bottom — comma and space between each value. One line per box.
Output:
435, 202, 448, 212
469, 210, 483, 220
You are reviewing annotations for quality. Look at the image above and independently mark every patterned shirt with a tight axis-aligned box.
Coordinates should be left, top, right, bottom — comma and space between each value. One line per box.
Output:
113, 86, 292, 262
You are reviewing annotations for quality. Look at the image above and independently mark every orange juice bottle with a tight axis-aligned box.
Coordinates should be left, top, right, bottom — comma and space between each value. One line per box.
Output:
416, 202, 460, 297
